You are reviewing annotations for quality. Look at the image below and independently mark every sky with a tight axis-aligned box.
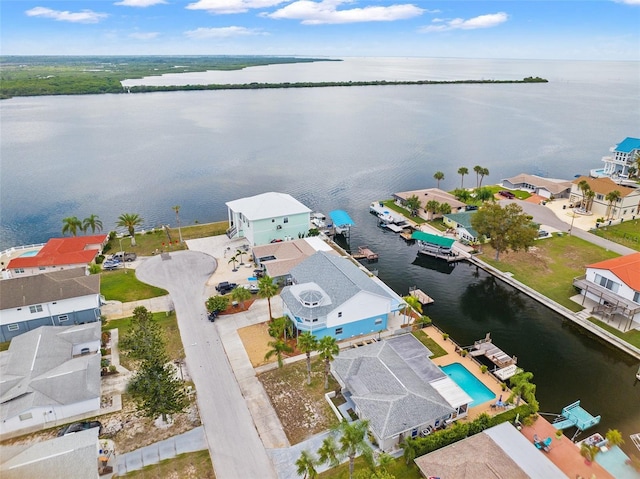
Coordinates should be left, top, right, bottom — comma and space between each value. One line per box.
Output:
1, 0, 639, 60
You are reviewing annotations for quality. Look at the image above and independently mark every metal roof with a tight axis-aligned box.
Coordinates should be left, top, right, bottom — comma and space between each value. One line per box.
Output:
225, 192, 311, 220
411, 231, 455, 247
328, 210, 355, 227
615, 137, 640, 153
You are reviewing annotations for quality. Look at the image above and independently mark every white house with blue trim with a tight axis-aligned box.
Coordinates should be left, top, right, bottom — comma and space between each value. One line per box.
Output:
280, 251, 405, 340
225, 192, 312, 246
593, 136, 640, 179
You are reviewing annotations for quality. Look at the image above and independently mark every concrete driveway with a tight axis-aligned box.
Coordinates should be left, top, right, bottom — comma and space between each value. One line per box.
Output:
136, 250, 276, 479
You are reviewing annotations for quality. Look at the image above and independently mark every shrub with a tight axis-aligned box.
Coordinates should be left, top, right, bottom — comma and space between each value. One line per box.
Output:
95, 254, 105, 264
109, 365, 117, 373
442, 333, 449, 341
480, 365, 488, 374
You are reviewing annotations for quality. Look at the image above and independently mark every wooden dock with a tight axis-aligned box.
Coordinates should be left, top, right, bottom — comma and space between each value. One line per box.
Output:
470, 333, 517, 368
353, 245, 379, 262
409, 288, 434, 305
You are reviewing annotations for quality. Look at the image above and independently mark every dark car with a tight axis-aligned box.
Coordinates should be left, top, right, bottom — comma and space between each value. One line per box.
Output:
499, 190, 516, 199
215, 281, 237, 295
112, 251, 137, 262
57, 421, 102, 436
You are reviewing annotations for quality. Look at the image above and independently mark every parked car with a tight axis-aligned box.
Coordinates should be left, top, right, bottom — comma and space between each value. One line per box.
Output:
112, 251, 137, 262
215, 281, 237, 295
243, 283, 259, 294
103, 259, 121, 270
499, 190, 516, 199
538, 230, 550, 238
57, 421, 102, 436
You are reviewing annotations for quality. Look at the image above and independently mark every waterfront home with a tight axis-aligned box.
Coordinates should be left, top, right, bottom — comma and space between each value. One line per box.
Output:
0, 323, 101, 436
0, 269, 101, 342
570, 176, 640, 220
591, 136, 640, 179
414, 422, 565, 479
331, 334, 472, 452
251, 237, 338, 283
392, 188, 467, 220
442, 211, 479, 243
573, 252, 640, 329
225, 192, 312, 246
4, 234, 108, 279
280, 251, 404, 339
501, 173, 572, 199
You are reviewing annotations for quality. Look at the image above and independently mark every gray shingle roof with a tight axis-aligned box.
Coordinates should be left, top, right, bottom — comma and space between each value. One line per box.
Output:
281, 251, 394, 319
0, 268, 100, 310
0, 323, 101, 421
332, 335, 454, 440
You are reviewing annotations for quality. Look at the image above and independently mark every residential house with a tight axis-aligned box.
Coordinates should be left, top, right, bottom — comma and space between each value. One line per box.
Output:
0, 428, 102, 479
501, 173, 572, 199
4, 234, 108, 279
331, 334, 472, 451
414, 422, 566, 479
0, 323, 101, 436
573, 252, 640, 329
225, 192, 312, 246
594, 136, 640, 179
0, 269, 101, 342
392, 188, 467, 221
280, 251, 404, 339
442, 211, 479, 243
252, 237, 339, 283
570, 176, 640, 220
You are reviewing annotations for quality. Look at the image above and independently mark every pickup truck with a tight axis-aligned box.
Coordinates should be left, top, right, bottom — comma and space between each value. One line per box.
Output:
112, 251, 137, 262
216, 281, 237, 295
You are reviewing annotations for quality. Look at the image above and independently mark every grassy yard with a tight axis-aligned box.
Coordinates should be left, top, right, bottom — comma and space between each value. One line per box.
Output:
100, 270, 168, 303
117, 450, 215, 478
412, 330, 448, 358
319, 456, 422, 479
591, 219, 640, 252
587, 317, 640, 349
381, 200, 426, 224
480, 235, 619, 311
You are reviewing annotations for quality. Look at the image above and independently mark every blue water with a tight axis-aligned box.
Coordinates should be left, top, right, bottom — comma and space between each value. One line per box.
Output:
19, 250, 39, 257
595, 445, 640, 479
440, 362, 496, 407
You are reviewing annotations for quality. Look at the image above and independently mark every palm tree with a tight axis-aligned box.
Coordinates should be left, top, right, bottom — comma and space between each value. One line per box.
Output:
605, 429, 624, 448
258, 275, 279, 321
433, 171, 445, 188
438, 202, 451, 215
116, 213, 143, 246
479, 167, 489, 187
474, 187, 494, 203
231, 286, 252, 310
82, 214, 103, 234
508, 371, 538, 410
577, 180, 590, 210
228, 254, 239, 272
264, 338, 293, 368
453, 188, 471, 202
235, 248, 246, 265
61, 216, 83, 236
473, 165, 484, 188
457, 167, 469, 188
298, 332, 318, 385
317, 336, 340, 389
317, 436, 340, 469
376, 452, 394, 472
605, 190, 621, 219
425, 200, 439, 220
404, 195, 421, 216
401, 438, 418, 466
584, 189, 595, 212
402, 295, 422, 325
268, 316, 293, 339
295, 449, 318, 479
337, 420, 373, 479
172, 205, 183, 243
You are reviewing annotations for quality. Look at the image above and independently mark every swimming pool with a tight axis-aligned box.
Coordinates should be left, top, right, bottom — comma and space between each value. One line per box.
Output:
19, 250, 39, 257
440, 363, 496, 407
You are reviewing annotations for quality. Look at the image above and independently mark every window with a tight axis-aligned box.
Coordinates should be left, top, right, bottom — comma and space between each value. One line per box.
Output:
595, 274, 620, 293
19, 413, 33, 421
338, 312, 342, 318
283, 217, 289, 223
29, 305, 43, 313
335, 328, 343, 335
596, 194, 604, 201
7, 324, 19, 331
58, 314, 69, 322
14, 268, 24, 274
634, 291, 640, 303
39, 266, 46, 270
375, 319, 383, 325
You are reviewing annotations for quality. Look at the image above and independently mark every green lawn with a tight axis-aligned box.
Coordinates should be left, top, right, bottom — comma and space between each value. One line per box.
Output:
319, 456, 422, 479
116, 450, 214, 478
587, 317, 640, 349
381, 200, 426, 224
591, 219, 640, 252
412, 330, 448, 358
481, 235, 619, 311
100, 269, 168, 303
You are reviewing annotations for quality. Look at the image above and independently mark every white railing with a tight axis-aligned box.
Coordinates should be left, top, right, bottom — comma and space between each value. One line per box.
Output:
0, 243, 46, 258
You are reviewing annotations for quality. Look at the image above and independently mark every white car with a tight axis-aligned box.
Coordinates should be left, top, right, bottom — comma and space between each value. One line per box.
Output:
243, 283, 259, 294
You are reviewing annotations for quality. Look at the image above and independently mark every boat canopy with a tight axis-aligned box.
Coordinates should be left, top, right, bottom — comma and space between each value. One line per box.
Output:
411, 231, 455, 248
329, 210, 355, 227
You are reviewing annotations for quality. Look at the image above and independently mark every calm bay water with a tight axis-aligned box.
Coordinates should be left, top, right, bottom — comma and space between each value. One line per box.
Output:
1, 58, 639, 452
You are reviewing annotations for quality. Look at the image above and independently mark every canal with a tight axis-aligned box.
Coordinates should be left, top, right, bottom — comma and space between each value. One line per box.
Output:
340, 209, 640, 457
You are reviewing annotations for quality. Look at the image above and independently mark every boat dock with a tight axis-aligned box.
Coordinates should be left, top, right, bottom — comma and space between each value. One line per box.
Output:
469, 333, 517, 368
369, 202, 405, 224
409, 287, 434, 305
353, 245, 379, 262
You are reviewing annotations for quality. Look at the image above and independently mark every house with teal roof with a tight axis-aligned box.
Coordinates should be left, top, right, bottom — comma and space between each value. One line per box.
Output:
442, 211, 479, 244
596, 137, 640, 179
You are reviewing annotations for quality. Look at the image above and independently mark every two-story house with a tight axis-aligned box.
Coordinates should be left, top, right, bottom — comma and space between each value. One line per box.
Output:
225, 192, 312, 246
570, 176, 640, 220
0, 269, 101, 342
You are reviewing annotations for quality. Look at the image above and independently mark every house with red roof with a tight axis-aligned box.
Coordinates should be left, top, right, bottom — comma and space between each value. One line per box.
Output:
5, 235, 108, 278
573, 252, 640, 330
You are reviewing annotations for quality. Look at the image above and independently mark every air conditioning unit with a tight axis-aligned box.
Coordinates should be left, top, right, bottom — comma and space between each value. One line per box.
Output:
276, 225, 282, 230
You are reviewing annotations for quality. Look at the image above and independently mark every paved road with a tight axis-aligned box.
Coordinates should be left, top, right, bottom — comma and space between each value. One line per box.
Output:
136, 251, 276, 479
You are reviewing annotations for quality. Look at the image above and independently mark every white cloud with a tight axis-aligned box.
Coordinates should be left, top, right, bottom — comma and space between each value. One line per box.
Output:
420, 12, 508, 32
129, 32, 161, 40
266, 0, 424, 24
25, 6, 108, 23
613, 0, 640, 4
115, 0, 167, 7
186, 0, 287, 14
185, 26, 267, 38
